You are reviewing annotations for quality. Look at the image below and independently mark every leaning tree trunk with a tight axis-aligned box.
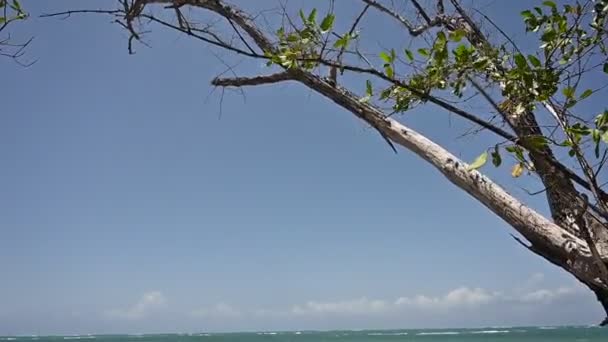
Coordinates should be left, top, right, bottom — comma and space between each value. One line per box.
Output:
203, 0, 608, 319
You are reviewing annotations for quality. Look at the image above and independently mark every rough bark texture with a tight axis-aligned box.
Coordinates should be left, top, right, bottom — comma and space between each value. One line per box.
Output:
293, 70, 608, 320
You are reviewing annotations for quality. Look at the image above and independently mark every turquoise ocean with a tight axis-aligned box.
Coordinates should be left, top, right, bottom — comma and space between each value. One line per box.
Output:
3, 327, 608, 342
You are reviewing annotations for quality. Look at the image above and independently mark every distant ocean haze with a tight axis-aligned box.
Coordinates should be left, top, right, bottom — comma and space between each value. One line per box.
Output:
2, 326, 608, 342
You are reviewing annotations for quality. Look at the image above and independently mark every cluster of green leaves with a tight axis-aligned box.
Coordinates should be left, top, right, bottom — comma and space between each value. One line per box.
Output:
517, 1, 608, 160
518, 1, 608, 107
368, 1, 608, 176
467, 143, 529, 177
468, 1, 608, 174
0, 0, 26, 27
265, 9, 335, 69
267, 3, 608, 180
374, 31, 470, 112
522, 1, 608, 66
558, 111, 608, 159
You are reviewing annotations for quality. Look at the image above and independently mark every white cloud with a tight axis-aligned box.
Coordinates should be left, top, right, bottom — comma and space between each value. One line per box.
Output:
395, 287, 496, 310
517, 286, 578, 303
191, 303, 242, 318
280, 274, 586, 317
105, 291, 166, 320
291, 297, 388, 316
100, 274, 589, 324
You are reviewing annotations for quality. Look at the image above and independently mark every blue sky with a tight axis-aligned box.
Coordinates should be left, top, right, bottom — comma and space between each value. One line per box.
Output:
0, 0, 605, 335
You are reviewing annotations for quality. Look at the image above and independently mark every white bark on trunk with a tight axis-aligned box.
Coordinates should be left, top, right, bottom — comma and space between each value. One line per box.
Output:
293, 70, 607, 291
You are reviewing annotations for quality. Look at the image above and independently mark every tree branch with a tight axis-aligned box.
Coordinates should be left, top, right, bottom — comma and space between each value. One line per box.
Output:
362, 0, 445, 36
211, 71, 292, 87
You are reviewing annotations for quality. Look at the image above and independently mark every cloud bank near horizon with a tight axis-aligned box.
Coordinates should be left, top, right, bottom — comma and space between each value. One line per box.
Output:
100, 273, 597, 327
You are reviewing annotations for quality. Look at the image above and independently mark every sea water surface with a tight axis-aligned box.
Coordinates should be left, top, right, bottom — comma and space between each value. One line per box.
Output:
3, 326, 608, 342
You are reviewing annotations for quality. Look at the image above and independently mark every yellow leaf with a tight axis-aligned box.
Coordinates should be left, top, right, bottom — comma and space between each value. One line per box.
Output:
511, 162, 525, 178
467, 151, 488, 171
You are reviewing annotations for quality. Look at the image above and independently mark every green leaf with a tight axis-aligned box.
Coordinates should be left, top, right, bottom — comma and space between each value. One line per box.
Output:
542, 1, 556, 9
449, 29, 466, 42
597, 110, 608, 128
568, 122, 591, 136
453, 44, 468, 57
467, 151, 488, 171
580, 89, 593, 100
299, 9, 306, 23
593, 129, 601, 158
491, 145, 502, 167
505, 145, 526, 163
511, 163, 525, 178
602, 130, 608, 143
404, 49, 414, 62
566, 99, 578, 108
286, 33, 300, 42
514, 53, 527, 69
320, 13, 335, 32
521, 10, 535, 20
436, 31, 447, 46
384, 65, 394, 78
379, 51, 392, 63
562, 86, 575, 99
528, 54, 541, 67
604, 63, 608, 74
521, 10, 534, 19
522, 135, 548, 151
307, 8, 317, 23
333, 35, 349, 48
365, 80, 373, 97
418, 48, 430, 57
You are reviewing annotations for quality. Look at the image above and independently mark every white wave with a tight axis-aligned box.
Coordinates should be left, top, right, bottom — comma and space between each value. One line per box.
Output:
471, 330, 510, 334
367, 332, 408, 336
416, 332, 460, 336
538, 326, 557, 330
63, 336, 95, 340
3, 338, 17, 341
294, 332, 302, 335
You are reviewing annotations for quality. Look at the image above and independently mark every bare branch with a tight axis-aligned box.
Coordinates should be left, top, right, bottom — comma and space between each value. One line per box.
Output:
437, 0, 445, 14
224, 16, 257, 55
411, 0, 432, 25
211, 71, 292, 87
336, 4, 370, 64
40, 9, 124, 18
362, 0, 444, 36
141, 14, 263, 58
